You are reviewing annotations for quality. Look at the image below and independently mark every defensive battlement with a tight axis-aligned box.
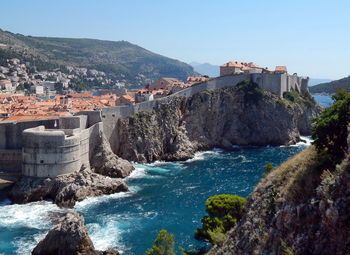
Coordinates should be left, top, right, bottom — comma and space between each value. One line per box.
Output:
0, 72, 309, 178
22, 126, 83, 177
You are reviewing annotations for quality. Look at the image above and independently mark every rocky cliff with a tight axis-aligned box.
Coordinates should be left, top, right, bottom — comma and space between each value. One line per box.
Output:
32, 211, 119, 255
112, 85, 321, 163
208, 146, 350, 255
91, 129, 134, 178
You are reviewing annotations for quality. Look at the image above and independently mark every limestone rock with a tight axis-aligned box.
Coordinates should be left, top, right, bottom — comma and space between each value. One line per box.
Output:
32, 211, 120, 255
9, 167, 128, 208
112, 87, 321, 163
91, 130, 134, 178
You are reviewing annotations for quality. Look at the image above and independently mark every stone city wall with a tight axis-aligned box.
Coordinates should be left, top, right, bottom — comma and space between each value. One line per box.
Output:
0, 72, 308, 176
100, 73, 308, 148
22, 126, 82, 178
0, 149, 22, 173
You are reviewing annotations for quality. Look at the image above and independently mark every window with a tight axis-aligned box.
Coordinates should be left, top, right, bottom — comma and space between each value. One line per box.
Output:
40, 160, 44, 164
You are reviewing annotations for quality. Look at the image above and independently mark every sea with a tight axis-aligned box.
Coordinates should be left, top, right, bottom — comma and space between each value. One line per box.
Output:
0, 95, 331, 255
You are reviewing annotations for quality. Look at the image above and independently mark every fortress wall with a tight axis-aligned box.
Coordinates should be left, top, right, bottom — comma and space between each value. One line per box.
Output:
58, 115, 87, 130
252, 73, 285, 97
79, 122, 103, 167
301, 78, 309, 93
287, 75, 301, 92
76, 111, 102, 127
0, 119, 58, 150
0, 149, 22, 173
87, 122, 103, 160
22, 126, 81, 178
80, 128, 91, 168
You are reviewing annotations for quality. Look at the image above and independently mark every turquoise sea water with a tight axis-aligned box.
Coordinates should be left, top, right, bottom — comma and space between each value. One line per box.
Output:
0, 141, 310, 255
0, 96, 331, 255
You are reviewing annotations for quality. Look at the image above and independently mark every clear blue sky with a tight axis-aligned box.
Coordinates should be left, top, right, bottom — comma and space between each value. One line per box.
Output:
1, 0, 349, 79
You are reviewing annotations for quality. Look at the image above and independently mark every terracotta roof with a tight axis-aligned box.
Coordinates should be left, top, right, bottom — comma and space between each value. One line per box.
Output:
121, 95, 135, 102
275, 66, 287, 72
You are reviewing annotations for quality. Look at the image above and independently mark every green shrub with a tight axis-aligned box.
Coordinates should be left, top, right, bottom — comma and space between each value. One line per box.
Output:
146, 229, 175, 255
283, 91, 301, 103
280, 239, 296, 255
312, 89, 350, 169
264, 163, 274, 176
235, 80, 264, 103
195, 194, 246, 245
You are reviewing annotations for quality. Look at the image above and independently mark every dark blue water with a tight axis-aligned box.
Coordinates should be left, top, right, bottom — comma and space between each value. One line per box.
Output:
0, 142, 309, 255
76, 144, 310, 254
312, 94, 333, 107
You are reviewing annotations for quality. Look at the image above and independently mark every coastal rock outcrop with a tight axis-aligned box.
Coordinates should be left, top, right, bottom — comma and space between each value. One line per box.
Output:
112, 86, 321, 163
32, 211, 119, 255
9, 167, 128, 208
91, 130, 134, 178
208, 147, 350, 255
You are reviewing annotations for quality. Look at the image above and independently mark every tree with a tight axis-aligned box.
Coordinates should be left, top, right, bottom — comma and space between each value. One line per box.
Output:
195, 194, 246, 245
312, 89, 350, 168
146, 229, 175, 255
16, 84, 25, 91
55, 82, 64, 94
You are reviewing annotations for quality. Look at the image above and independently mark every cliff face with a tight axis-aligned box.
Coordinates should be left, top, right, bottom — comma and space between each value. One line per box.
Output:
112, 87, 320, 163
208, 146, 350, 255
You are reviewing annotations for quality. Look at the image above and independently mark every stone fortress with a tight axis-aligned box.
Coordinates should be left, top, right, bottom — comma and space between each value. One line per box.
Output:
0, 60, 309, 179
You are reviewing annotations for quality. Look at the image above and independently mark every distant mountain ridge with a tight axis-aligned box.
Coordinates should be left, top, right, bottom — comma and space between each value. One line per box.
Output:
308, 78, 332, 86
309, 76, 350, 94
0, 29, 197, 88
190, 62, 219, 77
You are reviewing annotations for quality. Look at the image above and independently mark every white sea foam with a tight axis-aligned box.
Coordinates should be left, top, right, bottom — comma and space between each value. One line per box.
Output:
87, 221, 125, 251
0, 201, 63, 255
0, 201, 61, 229
15, 232, 47, 255
185, 150, 220, 163
280, 136, 313, 148
300, 136, 313, 146
126, 166, 147, 179
75, 191, 133, 210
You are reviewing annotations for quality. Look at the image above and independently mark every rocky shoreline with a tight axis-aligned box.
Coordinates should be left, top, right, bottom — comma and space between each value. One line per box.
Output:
32, 211, 119, 255
9, 166, 128, 208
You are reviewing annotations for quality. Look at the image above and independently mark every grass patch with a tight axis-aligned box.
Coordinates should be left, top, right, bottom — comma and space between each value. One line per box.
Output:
259, 146, 322, 205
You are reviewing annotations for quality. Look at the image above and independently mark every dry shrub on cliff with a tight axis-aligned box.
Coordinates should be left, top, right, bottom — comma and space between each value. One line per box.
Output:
260, 146, 321, 204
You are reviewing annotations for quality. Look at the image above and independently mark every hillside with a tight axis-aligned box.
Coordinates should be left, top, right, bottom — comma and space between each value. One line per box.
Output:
0, 29, 197, 89
309, 75, 350, 94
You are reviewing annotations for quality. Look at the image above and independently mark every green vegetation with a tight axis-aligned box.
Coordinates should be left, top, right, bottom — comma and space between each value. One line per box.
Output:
146, 229, 175, 255
235, 80, 264, 103
264, 163, 274, 176
195, 194, 246, 245
15, 84, 24, 91
283, 90, 316, 109
283, 91, 301, 103
54, 82, 64, 94
0, 29, 196, 89
280, 239, 296, 255
312, 89, 350, 169
309, 76, 350, 94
